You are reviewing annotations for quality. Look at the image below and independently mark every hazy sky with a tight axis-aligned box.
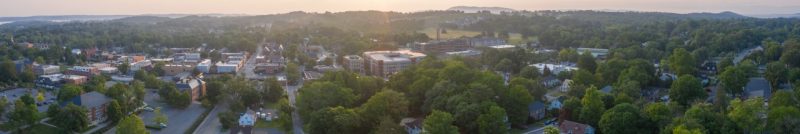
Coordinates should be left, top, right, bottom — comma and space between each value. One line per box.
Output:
1, 0, 799, 17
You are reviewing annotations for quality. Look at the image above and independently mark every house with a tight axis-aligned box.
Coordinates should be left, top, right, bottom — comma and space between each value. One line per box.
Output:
744, 77, 771, 100
176, 78, 206, 101
559, 120, 595, 134
401, 118, 424, 134
541, 76, 561, 88
600, 86, 613, 94
529, 101, 547, 121
560, 79, 573, 92
235, 109, 257, 134
549, 99, 563, 110
530, 63, 578, 75
69, 91, 112, 126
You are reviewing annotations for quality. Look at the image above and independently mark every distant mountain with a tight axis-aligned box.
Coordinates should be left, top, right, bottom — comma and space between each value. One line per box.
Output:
748, 13, 800, 18
111, 16, 173, 24
447, 6, 516, 14
531, 10, 748, 24
0, 14, 246, 24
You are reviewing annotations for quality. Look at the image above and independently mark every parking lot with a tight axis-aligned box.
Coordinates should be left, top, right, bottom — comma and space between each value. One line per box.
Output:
138, 89, 207, 134
0, 88, 58, 113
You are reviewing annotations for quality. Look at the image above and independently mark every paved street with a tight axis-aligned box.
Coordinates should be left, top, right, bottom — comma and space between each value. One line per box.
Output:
193, 103, 227, 134
287, 66, 305, 134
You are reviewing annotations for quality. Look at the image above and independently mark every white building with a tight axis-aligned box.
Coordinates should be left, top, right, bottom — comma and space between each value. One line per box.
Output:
363, 50, 426, 78
196, 59, 212, 73
577, 48, 609, 59
216, 61, 239, 74
530, 63, 578, 75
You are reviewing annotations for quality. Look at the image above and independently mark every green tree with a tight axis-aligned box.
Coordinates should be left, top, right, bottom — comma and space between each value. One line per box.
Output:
579, 86, 605, 127
717, 56, 734, 74
643, 103, 672, 128
572, 69, 595, 86
0, 59, 18, 83
0, 97, 8, 115
58, 84, 83, 101
153, 107, 168, 125
276, 98, 294, 132
518, 66, 541, 79
577, 51, 597, 73
8, 100, 38, 131
719, 66, 748, 97
47, 104, 60, 118
494, 58, 514, 73
504, 85, 534, 125
423, 110, 459, 134
118, 59, 130, 75
764, 62, 788, 89
107, 100, 124, 123
544, 125, 560, 134
286, 62, 300, 85
781, 49, 800, 67
673, 125, 704, 134
476, 105, 508, 134
669, 75, 705, 106
117, 115, 148, 134
769, 90, 797, 108
373, 117, 405, 134
358, 90, 409, 127
307, 106, 361, 134
767, 106, 800, 134
296, 82, 357, 119
53, 103, 90, 132
728, 98, 765, 133
262, 77, 285, 102
558, 49, 579, 62
599, 103, 645, 134
20, 94, 34, 106
668, 48, 697, 75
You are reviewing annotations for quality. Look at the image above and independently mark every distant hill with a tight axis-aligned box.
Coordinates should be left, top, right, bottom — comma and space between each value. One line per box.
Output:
748, 13, 800, 18
111, 16, 173, 24
447, 6, 516, 14
532, 10, 749, 24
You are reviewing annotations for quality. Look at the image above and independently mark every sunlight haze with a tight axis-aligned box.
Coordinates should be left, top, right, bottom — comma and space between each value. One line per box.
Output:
1, 0, 799, 16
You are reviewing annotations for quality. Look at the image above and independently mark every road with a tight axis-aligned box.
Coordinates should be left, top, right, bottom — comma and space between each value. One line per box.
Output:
733, 46, 763, 65
286, 66, 305, 134
192, 103, 227, 134
243, 44, 265, 80
523, 126, 547, 134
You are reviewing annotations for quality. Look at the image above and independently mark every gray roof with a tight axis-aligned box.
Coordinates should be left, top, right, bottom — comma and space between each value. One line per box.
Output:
600, 85, 613, 94
529, 101, 546, 112
745, 78, 771, 99
80, 91, 112, 108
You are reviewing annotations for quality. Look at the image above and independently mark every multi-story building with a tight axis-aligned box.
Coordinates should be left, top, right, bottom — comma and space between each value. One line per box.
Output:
34, 65, 60, 75
65, 66, 100, 77
469, 37, 507, 47
196, 59, 212, 73
176, 78, 206, 101
364, 50, 426, 78
70, 91, 112, 126
343, 55, 364, 74
411, 39, 470, 54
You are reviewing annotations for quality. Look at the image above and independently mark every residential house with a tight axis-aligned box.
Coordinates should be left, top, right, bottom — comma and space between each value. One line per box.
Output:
600, 86, 613, 94
235, 109, 257, 134
744, 77, 771, 100
560, 79, 573, 92
559, 120, 595, 134
401, 118, 424, 134
541, 76, 561, 88
529, 101, 547, 121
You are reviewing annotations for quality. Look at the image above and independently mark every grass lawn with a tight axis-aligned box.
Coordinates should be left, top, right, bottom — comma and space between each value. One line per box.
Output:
254, 119, 280, 128
418, 28, 481, 39
19, 123, 62, 134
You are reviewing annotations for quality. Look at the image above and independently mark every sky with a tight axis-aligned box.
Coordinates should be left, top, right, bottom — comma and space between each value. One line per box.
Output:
1, 0, 799, 17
